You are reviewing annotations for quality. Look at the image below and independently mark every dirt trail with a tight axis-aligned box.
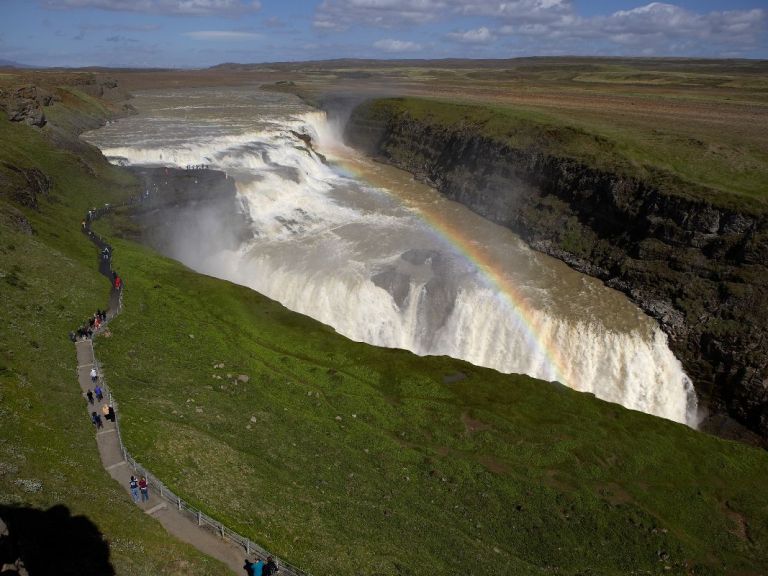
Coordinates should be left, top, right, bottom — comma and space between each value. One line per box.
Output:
74, 203, 251, 575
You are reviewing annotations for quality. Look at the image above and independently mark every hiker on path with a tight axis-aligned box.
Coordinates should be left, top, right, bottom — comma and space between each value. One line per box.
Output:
90, 367, 98, 384
244, 558, 263, 576
101, 403, 110, 421
263, 556, 278, 576
139, 476, 149, 502
86, 390, 94, 404
129, 476, 140, 503
91, 411, 102, 429
94, 384, 103, 401
107, 405, 116, 422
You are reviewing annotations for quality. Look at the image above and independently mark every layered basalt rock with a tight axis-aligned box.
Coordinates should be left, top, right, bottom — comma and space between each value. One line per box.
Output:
344, 100, 768, 444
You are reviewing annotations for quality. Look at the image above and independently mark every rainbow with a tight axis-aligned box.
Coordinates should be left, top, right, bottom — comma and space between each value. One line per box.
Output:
330, 154, 571, 387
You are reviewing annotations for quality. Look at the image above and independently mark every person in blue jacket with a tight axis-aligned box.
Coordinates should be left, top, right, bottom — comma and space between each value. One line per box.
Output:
243, 557, 263, 576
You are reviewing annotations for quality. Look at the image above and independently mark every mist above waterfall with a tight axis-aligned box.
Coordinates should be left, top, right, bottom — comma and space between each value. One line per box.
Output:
83, 87, 698, 426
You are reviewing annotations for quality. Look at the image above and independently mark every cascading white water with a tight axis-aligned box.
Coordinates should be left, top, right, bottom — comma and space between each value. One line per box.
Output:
83, 87, 698, 426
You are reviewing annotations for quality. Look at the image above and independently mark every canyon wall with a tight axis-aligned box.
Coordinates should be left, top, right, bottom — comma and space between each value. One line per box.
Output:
343, 99, 768, 443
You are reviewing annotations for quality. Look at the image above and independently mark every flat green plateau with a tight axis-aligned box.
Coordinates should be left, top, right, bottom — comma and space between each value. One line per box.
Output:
266, 58, 768, 214
355, 96, 768, 213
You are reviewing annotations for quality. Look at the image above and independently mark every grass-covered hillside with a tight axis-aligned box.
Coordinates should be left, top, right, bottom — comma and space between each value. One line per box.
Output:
92, 205, 768, 575
0, 75, 231, 575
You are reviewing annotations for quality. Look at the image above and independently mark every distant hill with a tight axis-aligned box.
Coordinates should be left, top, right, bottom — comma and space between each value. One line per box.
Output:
0, 58, 33, 68
210, 56, 768, 73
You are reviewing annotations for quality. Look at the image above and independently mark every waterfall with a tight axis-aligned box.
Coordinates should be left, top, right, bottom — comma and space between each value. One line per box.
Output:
87, 92, 698, 426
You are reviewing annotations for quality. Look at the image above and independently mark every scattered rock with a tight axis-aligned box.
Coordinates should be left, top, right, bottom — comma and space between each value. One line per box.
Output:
188, 334, 195, 339
195, 407, 203, 413
14, 478, 42, 493
0, 163, 51, 209
237, 374, 249, 383
250, 416, 258, 423
335, 416, 342, 421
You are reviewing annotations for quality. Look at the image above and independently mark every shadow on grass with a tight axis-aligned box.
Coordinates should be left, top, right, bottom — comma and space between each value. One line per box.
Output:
0, 504, 114, 575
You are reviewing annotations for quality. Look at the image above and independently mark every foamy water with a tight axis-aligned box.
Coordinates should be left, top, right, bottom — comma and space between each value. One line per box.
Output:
83, 87, 698, 425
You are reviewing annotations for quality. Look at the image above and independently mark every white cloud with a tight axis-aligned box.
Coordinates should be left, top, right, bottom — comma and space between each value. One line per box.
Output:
459, 0, 574, 23
493, 2, 766, 55
183, 30, 259, 40
313, 0, 766, 57
373, 38, 422, 52
42, 0, 261, 16
314, 0, 449, 30
447, 26, 494, 44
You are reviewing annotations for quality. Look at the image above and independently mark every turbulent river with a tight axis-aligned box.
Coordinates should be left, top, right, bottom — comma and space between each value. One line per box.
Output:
84, 87, 698, 425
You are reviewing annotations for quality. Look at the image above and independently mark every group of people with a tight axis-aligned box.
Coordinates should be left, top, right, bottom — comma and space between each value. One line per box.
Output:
128, 475, 150, 503
77, 200, 284, 573
86, 368, 116, 429
70, 309, 109, 342
89, 404, 115, 429
185, 164, 209, 170
244, 556, 279, 576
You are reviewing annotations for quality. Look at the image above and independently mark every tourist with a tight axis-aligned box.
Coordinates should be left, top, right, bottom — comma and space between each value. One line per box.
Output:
129, 476, 140, 503
107, 405, 116, 422
101, 403, 110, 421
86, 390, 94, 404
263, 556, 278, 576
139, 476, 149, 502
252, 557, 264, 576
91, 411, 102, 429
90, 367, 98, 384
94, 384, 103, 401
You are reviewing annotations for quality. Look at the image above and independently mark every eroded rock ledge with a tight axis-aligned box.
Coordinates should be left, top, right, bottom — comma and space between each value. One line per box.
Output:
343, 99, 768, 444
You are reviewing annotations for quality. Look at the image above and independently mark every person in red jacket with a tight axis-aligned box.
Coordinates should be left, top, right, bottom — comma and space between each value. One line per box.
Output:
138, 476, 149, 502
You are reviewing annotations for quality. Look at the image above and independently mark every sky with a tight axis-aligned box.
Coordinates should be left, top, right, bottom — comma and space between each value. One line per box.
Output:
0, 0, 766, 68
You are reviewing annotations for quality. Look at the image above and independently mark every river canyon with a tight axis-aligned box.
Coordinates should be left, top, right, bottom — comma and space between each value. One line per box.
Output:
83, 86, 699, 426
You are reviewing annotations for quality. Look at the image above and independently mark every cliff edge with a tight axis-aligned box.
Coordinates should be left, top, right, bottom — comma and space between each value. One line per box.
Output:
344, 97, 768, 443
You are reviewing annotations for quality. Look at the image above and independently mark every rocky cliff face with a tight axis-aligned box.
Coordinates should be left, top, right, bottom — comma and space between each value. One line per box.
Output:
344, 102, 768, 443
0, 84, 58, 127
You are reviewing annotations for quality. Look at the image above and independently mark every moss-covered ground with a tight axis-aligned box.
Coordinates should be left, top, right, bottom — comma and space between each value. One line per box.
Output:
0, 86, 232, 574
90, 208, 768, 575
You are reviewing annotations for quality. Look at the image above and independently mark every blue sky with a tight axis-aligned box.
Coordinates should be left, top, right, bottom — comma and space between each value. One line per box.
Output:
1, 1, 765, 67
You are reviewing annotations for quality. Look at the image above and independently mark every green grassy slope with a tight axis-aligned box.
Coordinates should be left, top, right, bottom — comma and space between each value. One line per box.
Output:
0, 93, 232, 574
4, 72, 768, 576
357, 97, 768, 213
91, 211, 768, 575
